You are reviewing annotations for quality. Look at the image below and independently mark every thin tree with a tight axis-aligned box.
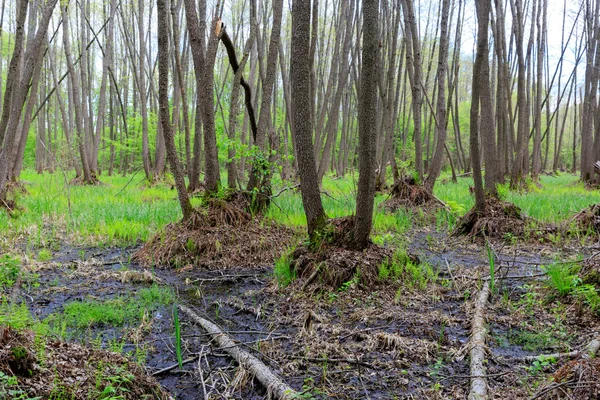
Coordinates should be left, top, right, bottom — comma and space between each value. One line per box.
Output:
353, 0, 379, 249
291, 0, 327, 238
157, 0, 193, 220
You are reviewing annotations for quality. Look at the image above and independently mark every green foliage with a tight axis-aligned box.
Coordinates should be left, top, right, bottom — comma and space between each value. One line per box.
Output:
0, 371, 41, 400
37, 249, 52, 262
274, 252, 296, 287
173, 304, 183, 370
0, 255, 21, 290
487, 242, 495, 294
378, 249, 435, 291
527, 355, 557, 376
0, 170, 190, 248
573, 284, 600, 314
544, 263, 581, 296
53, 286, 175, 330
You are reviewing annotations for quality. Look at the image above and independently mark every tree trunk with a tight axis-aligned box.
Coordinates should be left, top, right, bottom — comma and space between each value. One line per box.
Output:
291, 0, 327, 237
157, 0, 193, 220
354, 0, 379, 250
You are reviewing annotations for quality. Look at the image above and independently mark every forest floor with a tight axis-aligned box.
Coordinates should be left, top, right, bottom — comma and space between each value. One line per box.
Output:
1, 171, 600, 399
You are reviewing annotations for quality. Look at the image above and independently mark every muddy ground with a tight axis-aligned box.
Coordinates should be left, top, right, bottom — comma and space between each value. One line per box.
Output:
13, 229, 600, 399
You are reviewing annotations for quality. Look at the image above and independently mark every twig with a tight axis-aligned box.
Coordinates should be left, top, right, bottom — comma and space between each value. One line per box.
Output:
152, 356, 199, 375
291, 356, 375, 369
271, 183, 300, 199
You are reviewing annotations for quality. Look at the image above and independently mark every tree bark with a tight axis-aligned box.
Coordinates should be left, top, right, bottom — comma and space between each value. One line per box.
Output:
354, 0, 379, 250
157, 0, 193, 220
291, 0, 327, 237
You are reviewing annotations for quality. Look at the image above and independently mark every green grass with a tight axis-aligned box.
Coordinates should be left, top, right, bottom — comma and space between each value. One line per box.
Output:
274, 251, 296, 287
0, 170, 195, 247
51, 285, 175, 330
435, 173, 600, 223
2, 170, 599, 251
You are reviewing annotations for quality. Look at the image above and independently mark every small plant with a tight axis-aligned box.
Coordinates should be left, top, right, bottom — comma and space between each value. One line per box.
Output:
173, 304, 183, 370
378, 249, 435, 290
0, 255, 21, 290
544, 263, 581, 296
0, 371, 40, 400
573, 284, 600, 314
527, 355, 556, 376
274, 252, 296, 287
486, 242, 495, 294
37, 249, 52, 262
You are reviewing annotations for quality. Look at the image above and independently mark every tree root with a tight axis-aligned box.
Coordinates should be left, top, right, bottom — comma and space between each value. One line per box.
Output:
468, 282, 491, 400
178, 305, 297, 399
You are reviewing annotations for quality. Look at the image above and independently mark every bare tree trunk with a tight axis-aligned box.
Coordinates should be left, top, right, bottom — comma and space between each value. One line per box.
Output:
291, 0, 327, 237
247, 0, 283, 194
424, 0, 450, 191
401, 0, 424, 180
354, 0, 379, 250
61, 1, 93, 184
157, 0, 193, 220
0, 0, 58, 200
470, 0, 491, 214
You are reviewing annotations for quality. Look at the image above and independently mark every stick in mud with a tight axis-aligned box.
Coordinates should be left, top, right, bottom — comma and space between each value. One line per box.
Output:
178, 304, 298, 400
523, 338, 600, 362
468, 281, 491, 400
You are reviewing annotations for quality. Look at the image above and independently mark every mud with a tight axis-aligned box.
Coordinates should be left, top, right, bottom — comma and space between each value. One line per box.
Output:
11, 230, 599, 399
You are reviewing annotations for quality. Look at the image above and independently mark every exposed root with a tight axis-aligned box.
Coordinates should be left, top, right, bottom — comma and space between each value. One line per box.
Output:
383, 176, 437, 211
0, 327, 170, 399
69, 174, 102, 186
453, 197, 528, 238
468, 282, 491, 400
572, 203, 600, 234
178, 304, 297, 400
135, 193, 294, 269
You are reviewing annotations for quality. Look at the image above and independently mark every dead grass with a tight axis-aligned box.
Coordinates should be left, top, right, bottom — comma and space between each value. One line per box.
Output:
135, 192, 296, 269
383, 176, 437, 211
453, 196, 528, 238
289, 217, 393, 290
0, 327, 170, 399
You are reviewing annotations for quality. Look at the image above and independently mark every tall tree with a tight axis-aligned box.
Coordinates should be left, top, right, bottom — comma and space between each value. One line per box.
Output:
157, 0, 193, 220
424, 0, 450, 191
291, 0, 327, 237
401, 0, 424, 180
353, 0, 379, 249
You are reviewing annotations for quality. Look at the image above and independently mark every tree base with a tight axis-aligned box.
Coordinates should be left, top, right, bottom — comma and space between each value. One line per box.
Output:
135, 192, 294, 269
383, 176, 437, 212
452, 197, 526, 238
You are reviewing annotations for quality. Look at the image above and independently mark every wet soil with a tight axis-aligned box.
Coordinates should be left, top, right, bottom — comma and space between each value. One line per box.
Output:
13, 231, 600, 399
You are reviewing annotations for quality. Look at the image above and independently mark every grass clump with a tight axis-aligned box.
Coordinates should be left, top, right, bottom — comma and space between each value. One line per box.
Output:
274, 252, 296, 287
378, 249, 434, 290
544, 263, 581, 296
53, 286, 175, 330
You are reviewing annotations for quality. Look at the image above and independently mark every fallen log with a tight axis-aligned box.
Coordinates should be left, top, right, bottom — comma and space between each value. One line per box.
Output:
468, 282, 491, 400
178, 304, 297, 400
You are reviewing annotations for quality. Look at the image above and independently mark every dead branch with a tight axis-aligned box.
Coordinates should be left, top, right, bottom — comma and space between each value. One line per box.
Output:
178, 304, 297, 400
468, 282, 491, 400
523, 338, 600, 362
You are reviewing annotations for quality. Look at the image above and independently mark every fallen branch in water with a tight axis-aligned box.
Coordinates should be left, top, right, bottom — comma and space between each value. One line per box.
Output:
178, 304, 297, 400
